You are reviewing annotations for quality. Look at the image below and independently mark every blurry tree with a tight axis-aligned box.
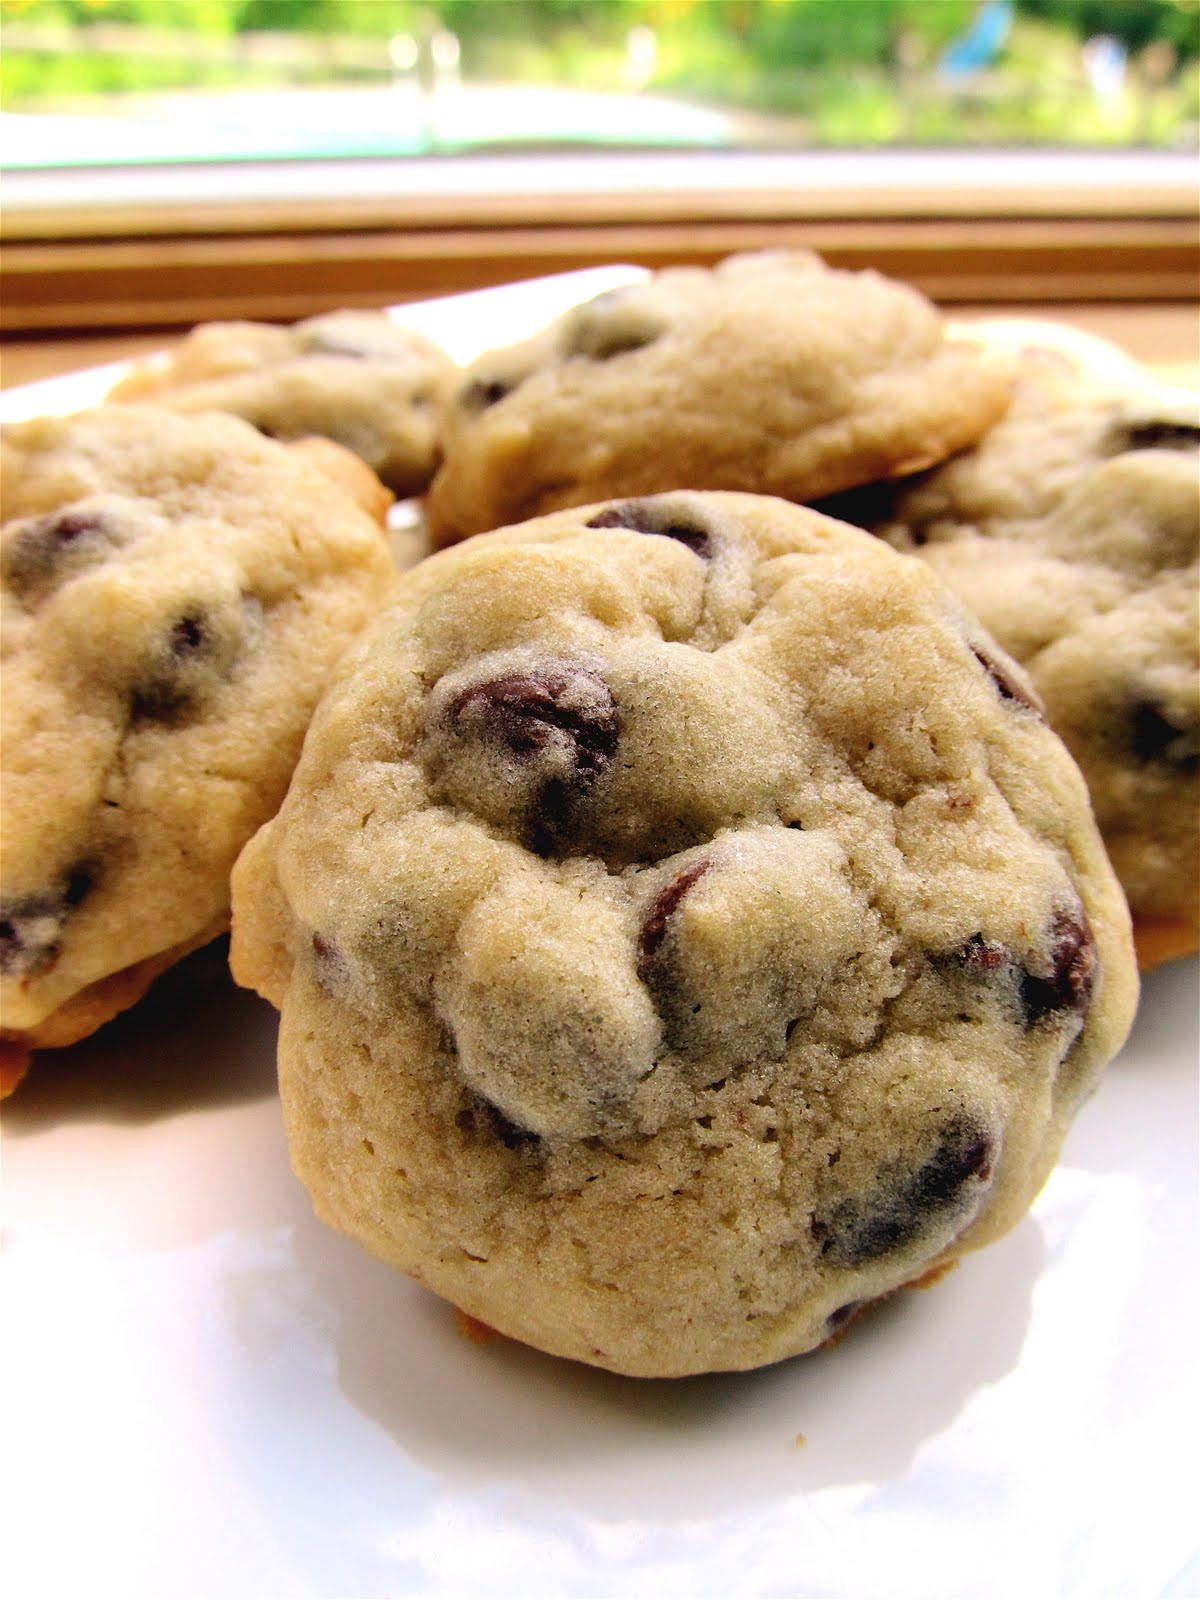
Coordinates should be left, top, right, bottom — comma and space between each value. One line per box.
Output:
1017, 0, 1199, 59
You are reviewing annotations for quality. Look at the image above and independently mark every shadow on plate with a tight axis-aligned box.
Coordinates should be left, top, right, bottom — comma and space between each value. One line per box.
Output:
1, 938, 280, 1129
288, 1197, 1042, 1520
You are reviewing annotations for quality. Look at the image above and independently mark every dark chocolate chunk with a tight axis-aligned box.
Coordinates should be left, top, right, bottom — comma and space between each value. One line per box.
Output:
457, 1095, 540, 1152
310, 932, 350, 995
0, 865, 95, 979
1130, 701, 1200, 772
1106, 417, 1200, 454
813, 1118, 995, 1266
955, 932, 1010, 974
443, 661, 620, 854
563, 289, 663, 362
129, 598, 258, 725
970, 644, 1039, 712
2, 507, 112, 597
459, 376, 513, 412
1018, 907, 1097, 1029
566, 321, 662, 361
130, 610, 213, 722
950, 907, 1097, 1032
637, 859, 712, 977
586, 501, 712, 559
825, 1300, 864, 1333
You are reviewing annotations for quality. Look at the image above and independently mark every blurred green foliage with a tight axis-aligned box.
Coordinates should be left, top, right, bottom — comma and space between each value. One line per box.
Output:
2, 0, 1197, 148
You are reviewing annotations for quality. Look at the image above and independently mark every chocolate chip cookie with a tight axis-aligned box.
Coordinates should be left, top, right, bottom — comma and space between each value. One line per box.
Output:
425, 250, 1013, 545
108, 309, 457, 496
230, 490, 1136, 1377
0, 406, 394, 1093
845, 351, 1200, 970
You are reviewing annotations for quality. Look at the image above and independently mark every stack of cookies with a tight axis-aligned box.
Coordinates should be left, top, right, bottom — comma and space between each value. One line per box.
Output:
4, 250, 1192, 1380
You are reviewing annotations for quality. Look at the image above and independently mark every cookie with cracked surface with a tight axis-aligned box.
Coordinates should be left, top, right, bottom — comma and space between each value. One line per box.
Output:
838, 355, 1200, 970
0, 406, 394, 1093
108, 309, 457, 497
230, 489, 1136, 1377
425, 250, 1012, 545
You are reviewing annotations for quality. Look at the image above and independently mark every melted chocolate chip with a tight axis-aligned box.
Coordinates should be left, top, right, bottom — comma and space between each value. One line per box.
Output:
950, 907, 1097, 1033
1018, 908, 1097, 1029
131, 611, 212, 721
459, 376, 513, 412
586, 502, 711, 559
457, 1096, 540, 1152
1108, 418, 1200, 454
1, 507, 111, 597
0, 865, 95, 979
956, 932, 1010, 973
813, 1119, 995, 1266
310, 932, 350, 995
129, 605, 248, 725
825, 1300, 864, 1332
170, 614, 207, 657
485, 1101, 540, 1151
567, 323, 662, 361
444, 662, 620, 855
971, 644, 1039, 712
637, 860, 712, 977
1130, 701, 1200, 772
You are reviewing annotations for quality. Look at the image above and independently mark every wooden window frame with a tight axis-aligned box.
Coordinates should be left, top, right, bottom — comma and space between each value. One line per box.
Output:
2, 150, 1197, 335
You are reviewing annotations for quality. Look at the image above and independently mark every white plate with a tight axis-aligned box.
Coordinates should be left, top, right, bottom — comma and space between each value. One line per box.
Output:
2, 273, 1198, 1600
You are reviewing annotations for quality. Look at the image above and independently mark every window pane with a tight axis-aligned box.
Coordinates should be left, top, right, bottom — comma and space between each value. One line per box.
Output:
3, 0, 1198, 168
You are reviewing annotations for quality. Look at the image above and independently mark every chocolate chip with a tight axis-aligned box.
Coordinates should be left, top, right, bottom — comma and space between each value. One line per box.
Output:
949, 907, 1096, 1033
459, 376, 513, 412
131, 611, 212, 721
565, 295, 664, 362
971, 644, 1039, 712
1018, 907, 1097, 1029
484, 1101, 540, 1151
2, 507, 111, 597
1130, 700, 1200, 772
310, 932, 350, 995
637, 860, 711, 977
456, 1095, 540, 1152
129, 599, 258, 725
955, 932, 1010, 974
568, 325, 661, 361
586, 502, 711, 558
170, 614, 207, 657
825, 1300, 864, 1332
813, 1119, 995, 1266
1107, 418, 1200, 454
0, 865, 95, 979
441, 661, 620, 855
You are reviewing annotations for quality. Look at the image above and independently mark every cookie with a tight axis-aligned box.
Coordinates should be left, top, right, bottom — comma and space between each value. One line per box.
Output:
840, 353, 1200, 970
0, 406, 394, 1093
230, 489, 1136, 1378
108, 310, 458, 497
424, 250, 1012, 545
944, 315, 1159, 404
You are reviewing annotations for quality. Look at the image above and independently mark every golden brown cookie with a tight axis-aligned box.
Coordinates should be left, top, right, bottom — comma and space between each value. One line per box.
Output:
231, 490, 1137, 1377
842, 351, 1200, 969
425, 251, 1012, 545
0, 406, 394, 1092
109, 310, 457, 497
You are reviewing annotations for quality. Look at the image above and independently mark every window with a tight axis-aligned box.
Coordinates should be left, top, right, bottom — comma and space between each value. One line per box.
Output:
2, 1, 1197, 334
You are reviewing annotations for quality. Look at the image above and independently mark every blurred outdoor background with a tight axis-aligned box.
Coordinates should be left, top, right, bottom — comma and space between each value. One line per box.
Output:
2, 0, 1198, 168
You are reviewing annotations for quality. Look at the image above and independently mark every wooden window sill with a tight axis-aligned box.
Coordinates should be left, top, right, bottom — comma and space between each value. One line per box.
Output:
3, 151, 1197, 336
